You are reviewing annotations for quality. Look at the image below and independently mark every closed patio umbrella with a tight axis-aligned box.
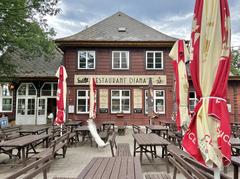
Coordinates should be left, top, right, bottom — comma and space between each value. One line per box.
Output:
147, 77, 155, 125
88, 77, 108, 147
55, 65, 67, 126
169, 39, 190, 131
182, 0, 231, 173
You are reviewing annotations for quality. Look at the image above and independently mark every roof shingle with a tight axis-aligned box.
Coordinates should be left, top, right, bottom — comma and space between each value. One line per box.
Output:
56, 11, 177, 42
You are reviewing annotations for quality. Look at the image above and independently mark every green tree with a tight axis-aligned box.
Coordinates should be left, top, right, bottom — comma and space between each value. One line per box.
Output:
0, 0, 60, 78
231, 49, 240, 76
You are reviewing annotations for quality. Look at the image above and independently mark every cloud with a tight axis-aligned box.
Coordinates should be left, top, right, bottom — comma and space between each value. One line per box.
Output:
47, 0, 240, 46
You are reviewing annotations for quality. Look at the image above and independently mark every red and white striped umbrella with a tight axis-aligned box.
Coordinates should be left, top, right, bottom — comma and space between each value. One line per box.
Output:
55, 65, 68, 125
89, 77, 97, 119
182, 0, 231, 169
169, 39, 190, 131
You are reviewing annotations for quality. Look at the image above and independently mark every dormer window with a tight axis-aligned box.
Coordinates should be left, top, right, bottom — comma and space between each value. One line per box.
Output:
118, 27, 126, 32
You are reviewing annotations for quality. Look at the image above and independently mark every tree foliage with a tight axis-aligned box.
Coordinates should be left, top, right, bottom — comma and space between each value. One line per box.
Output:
231, 49, 240, 76
0, 0, 60, 76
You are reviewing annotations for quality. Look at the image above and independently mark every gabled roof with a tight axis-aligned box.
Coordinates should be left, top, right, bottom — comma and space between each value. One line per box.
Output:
56, 11, 177, 42
0, 48, 63, 78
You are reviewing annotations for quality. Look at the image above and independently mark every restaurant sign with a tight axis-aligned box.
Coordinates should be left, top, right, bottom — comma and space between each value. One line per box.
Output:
74, 75, 167, 86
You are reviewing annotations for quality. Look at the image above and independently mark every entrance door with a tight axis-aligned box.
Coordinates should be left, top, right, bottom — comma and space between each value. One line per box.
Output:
37, 97, 47, 124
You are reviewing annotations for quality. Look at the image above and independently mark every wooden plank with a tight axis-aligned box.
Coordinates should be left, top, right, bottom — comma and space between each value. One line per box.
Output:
119, 157, 127, 179
93, 158, 109, 179
100, 157, 115, 179
126, 157, 134, 179
84, 158, 103, 179
134, 157, 143, 179
77, 158, 98, 179
110, 157, 121, 178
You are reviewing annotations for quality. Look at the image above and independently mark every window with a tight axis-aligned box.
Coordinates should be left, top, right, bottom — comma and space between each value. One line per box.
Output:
111, 90, 130, 113
78, 51, 95, 69
17, 83, 36, 115
146, 51, 163, 69
41, 82, 57, 97
189, 91, 198, 112
112, 51, 129, 69
77, 90, 89, 113
0, 84, 13, 112
145, 90, 165, 114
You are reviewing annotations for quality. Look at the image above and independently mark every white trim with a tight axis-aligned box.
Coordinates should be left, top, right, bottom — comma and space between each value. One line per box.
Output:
78, 51, 96, 69
112, 51, 129, 70
189, 91, 198, 112
0, 84, 13, 112
145, 90, 165, 114
76, 90, 89, 114
154, 90, 165, 114
40, 82, 57, 97
146, 51, 164, 70
16, 83, 37, 116
111, 90, 130, 113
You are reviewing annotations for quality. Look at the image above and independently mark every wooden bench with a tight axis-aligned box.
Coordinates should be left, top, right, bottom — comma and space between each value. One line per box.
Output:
109, 133, 131, 157
98, 124, 111, 143
0, 146, 20, 159
182, 155, 231, 179
0, 125, 22, 141
132, 124, 143, 134
5, 154, 52, 179
232, 146, 240, 156
145, 150, 208, 179
32, 132, 70, 160
145, 173, 171, 179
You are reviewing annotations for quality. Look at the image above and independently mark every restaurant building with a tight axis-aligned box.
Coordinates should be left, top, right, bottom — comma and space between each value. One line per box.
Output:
0, 12, 239, 125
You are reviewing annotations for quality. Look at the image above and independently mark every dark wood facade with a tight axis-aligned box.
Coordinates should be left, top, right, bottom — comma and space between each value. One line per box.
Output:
64, 46, 175, 125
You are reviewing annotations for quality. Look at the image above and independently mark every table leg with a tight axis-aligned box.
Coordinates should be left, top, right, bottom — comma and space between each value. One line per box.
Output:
133, 139, 136, 156
140, 146, 143, 163
21, 147, 26, 166
234, 165, 238, 179
165, 145, 170, 173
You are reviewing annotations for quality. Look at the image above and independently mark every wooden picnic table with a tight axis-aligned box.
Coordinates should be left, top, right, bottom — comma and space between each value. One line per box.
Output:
232, 156, 240, 179
133, 133, 170, 172
19, 125, 49, 136
74, 125, 100, 146
0, 134, 51, 165
145, 125, 168, 136
159, 120, 175, 128
230, 137, 240, 147
77, 157, 143, 179
65, 121, 83, 132
102, 121, 115, 131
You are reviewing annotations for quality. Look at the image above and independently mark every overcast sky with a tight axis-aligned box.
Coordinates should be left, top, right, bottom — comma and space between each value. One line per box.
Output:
47, 0, 240, 47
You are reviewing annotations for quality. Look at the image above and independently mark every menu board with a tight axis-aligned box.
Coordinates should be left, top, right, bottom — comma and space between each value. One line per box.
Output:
133, 89, 142, 109
99, 89, 108, 109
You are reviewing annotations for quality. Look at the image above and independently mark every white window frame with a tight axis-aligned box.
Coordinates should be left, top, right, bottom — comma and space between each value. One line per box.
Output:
145, 90, 165, 114
0, 84, 13, 112
76, 90, 89, 114
189, 91, 198, 112
16, 83, 37, 116
111, 90, 130, 113
40, 82, 57, 97
112, 51, 129, 70
146, 51, 164, 70
78, 51, 96, 69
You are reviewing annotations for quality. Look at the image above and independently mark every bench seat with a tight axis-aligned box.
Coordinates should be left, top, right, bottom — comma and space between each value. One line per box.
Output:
109, 133, 132, 157
145, 173, 171, 179
116, 143, 131, 156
